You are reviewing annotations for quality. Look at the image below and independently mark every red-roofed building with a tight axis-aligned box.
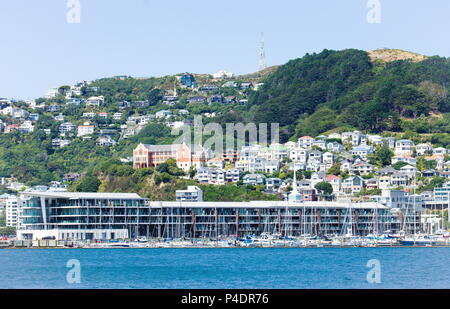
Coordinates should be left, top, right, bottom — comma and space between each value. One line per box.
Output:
298, 136, 315, 149
4, 124, 19, 133
133, 142, 210, 172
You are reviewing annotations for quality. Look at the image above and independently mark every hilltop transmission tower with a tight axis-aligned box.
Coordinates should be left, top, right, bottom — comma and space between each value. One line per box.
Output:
258, 32, 267, 71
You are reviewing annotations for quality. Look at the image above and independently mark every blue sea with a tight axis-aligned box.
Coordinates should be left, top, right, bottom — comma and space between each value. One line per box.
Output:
0, 248, 449, 289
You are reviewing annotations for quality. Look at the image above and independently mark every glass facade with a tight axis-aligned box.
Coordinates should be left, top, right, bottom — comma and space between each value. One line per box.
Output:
20, 193, 418, 239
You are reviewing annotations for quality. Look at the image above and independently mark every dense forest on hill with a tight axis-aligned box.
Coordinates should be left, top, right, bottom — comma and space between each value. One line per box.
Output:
249, 49, 450, 141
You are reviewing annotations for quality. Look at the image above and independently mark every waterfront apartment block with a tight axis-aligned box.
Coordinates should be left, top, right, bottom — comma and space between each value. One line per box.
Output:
19, 192, 146, 240
17, 191, 421, 241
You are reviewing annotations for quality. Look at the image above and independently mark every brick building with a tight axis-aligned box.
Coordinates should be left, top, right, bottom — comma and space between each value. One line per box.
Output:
133, 142, 209, 172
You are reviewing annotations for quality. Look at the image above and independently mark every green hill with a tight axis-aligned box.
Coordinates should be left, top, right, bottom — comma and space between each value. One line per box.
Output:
2, 48, 450, 188
249, 49, 450, 141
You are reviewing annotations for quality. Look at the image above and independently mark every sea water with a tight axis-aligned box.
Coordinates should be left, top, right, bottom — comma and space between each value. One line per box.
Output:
0, 248, 448, 289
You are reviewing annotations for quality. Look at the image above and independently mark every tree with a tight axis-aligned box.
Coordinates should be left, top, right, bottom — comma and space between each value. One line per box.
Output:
328, 163, 341, 176
392, 161, 409, 170
0, 212, 5, 227
303, 170, 312, 179
315, 182, 333, 196
369, 145, 394, 167
0, 226, 16, 236
156, 159, 184, 176
429, 176, 446, 189
416, 157, 436, 172
295, 107, 341, 137
188, 167, 196, 179
58, 85, 71, 96
75, 175, 101, 192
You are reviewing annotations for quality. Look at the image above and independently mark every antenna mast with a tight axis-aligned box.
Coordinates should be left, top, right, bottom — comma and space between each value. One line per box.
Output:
258, 32, 267, 71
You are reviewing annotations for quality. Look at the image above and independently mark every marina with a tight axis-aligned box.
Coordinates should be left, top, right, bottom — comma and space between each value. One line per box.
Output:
3, 231, 450, 249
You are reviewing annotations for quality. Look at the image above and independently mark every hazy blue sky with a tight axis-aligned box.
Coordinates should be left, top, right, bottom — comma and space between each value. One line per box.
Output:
1, 0, 450, 99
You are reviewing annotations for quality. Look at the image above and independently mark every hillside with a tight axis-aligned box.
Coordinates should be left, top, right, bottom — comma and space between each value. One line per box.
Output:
368, 49, 428, 63
2, 48, 450, 189
235, 66, 279, 82
250, 49, 450, 141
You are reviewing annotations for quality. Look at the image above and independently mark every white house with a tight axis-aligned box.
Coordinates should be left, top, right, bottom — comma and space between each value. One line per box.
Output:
416, 143, 432, 156
86, 96, 105, 107
298, 136, 315, 149
341, 176, 364, 195
96, 136, 117, 147
289, 148, 308, 163
77, 122, 95, 137
326, 142, 344, 153
350, 145, 374, 160
433, 147, 447, 156
395, 139, 414, 156
322, 152, 334, 166
18, 120, 34, 133
155, 110, 172, 119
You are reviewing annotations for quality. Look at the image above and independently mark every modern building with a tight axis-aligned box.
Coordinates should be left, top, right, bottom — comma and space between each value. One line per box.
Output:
16, 191, 411, 240
176, 186, 203, 202
434, 182, 450, 201
372, 190, 423, 210
18, 192, 146, 240
5, 196, 24, 229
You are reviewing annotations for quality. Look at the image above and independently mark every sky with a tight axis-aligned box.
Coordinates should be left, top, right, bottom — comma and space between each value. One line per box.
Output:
1, 0, 450, 99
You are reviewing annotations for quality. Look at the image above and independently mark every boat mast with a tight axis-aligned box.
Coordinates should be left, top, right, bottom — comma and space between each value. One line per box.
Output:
413, 172, 417, 245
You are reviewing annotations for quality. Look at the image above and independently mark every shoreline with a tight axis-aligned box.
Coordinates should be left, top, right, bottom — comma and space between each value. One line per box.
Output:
3, 245, 450, 250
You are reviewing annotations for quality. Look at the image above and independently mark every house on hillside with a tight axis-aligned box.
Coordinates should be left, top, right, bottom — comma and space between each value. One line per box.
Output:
86, 96, 105, 107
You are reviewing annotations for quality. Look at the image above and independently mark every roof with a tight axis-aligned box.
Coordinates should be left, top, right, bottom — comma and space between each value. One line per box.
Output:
244, 173, 267, 178
391, 172, 408, 177
140, 143, 205, 152
352, 146, 373, 151
298, 180, 311, 185
148, 200, 387, 210
22, 192, 144, 200
365, 178, 378, 182
378, 166, 397, 173
142, 144, 179, 152
325, 175, 341, 181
